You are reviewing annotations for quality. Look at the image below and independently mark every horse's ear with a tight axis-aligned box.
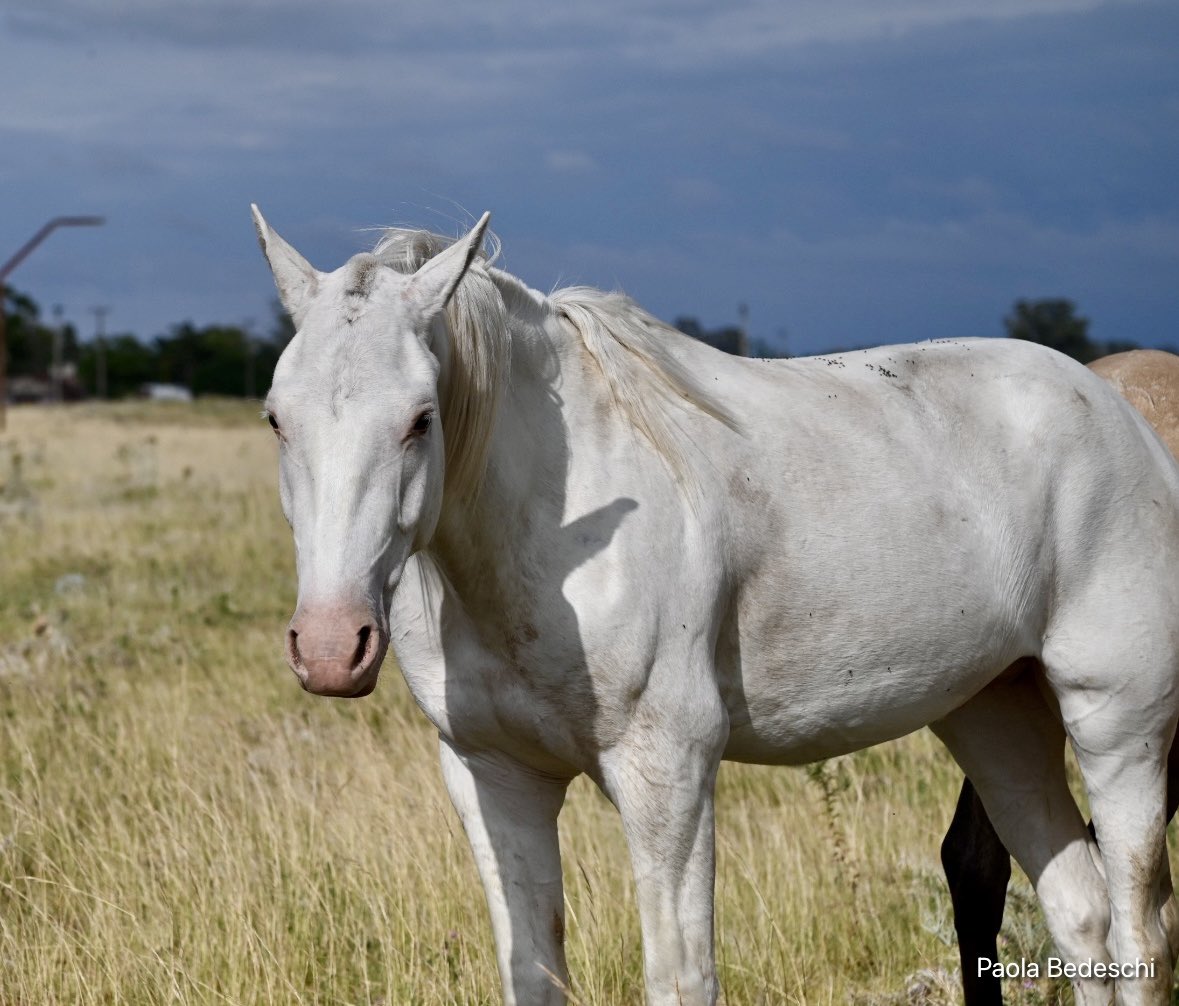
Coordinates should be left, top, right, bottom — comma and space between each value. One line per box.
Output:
251, 204, 320, 327
407, 212, 491, 319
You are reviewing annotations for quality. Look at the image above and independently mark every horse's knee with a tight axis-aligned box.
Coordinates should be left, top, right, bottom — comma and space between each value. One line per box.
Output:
1070, 891, 1111, 951
1033, 842, 1110, 960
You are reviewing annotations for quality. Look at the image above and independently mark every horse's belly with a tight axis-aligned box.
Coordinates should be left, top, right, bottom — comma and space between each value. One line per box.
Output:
716, 584, 1035, 765
722, 657, 1004, 764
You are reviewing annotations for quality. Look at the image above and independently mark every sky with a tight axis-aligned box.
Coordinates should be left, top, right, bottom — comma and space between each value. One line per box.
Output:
0, 0, 1176, 357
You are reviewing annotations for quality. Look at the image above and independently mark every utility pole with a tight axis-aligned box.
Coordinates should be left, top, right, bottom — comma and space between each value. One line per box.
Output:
737, 302, 750, 358
0, 215, 104, 430
50, 304, 64, 403
91, 305, 110, 399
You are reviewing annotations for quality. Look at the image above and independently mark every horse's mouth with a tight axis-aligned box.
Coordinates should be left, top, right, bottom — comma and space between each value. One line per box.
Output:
285, 619, 390, 698
299, 668, 381, 699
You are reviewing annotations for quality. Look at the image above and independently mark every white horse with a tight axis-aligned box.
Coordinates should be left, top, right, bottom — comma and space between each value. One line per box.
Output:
252, 206, 1179, 1006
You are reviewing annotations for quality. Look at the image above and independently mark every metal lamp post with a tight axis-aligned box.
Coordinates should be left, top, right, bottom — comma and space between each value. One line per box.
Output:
0, 215, 105, 430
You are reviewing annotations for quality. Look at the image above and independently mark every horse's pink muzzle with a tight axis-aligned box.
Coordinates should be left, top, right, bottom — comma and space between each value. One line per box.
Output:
285, 603, 389, 698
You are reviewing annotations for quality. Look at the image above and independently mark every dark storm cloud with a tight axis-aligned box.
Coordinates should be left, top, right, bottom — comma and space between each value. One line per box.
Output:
0, 0, 1174, 352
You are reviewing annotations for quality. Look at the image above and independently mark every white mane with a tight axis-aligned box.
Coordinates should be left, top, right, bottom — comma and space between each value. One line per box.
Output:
373, 227, 509, 504
549, 287, 740, 478
372, 226, 737, 496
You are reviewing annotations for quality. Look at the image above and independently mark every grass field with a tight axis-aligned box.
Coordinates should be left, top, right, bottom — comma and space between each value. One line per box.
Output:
0, 400, 1162, 1004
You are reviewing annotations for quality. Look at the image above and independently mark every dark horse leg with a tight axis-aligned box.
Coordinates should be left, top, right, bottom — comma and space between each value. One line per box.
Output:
942, 778, 1010, 1006
946, 739, 1179, 1006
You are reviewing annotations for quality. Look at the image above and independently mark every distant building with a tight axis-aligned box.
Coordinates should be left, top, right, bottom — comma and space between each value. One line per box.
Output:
7, 365, 85, 403
139, 383, 193, 402
674, 317, 749, 357
8, 376, 51, 403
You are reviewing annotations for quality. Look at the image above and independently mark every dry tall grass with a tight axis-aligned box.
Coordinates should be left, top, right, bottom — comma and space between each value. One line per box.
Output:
0, 401, 1161, 1004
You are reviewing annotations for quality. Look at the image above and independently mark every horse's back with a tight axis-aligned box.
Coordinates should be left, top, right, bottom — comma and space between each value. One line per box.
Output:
717, 337, 1179, 537
689, 337, 1179, 762
707, 337, 1177, 567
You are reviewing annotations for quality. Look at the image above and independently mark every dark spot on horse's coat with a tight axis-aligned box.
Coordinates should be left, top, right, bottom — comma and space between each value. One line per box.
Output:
552, 911, 565, 946
504, 622, 540, 661
730, 469, 771, 510
1074, 388, 1090, 408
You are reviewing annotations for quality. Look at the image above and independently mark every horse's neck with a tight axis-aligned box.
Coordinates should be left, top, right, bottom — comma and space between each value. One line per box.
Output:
430, 298, 581, 613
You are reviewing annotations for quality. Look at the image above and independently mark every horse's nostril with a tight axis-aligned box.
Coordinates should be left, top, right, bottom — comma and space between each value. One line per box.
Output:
352, 624, 372, 670
285, 613, 384, 694
285, 628, 312, 686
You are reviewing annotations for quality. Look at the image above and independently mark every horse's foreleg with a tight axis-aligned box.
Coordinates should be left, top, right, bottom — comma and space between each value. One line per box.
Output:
942, 778, 1011, 1006
600, 705, 727, 1006
438, 737, 571, 1006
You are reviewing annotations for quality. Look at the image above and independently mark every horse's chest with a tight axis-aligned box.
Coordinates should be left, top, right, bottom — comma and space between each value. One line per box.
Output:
393, 620, 610, 776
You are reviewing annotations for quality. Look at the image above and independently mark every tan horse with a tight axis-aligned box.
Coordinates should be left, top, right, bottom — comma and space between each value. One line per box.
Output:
1089, 350, 1179, 458
945, 347, 1179, 1006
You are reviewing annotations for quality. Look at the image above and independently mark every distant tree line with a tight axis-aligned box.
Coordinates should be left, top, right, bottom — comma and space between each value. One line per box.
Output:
678, 298, 1172, 363
2, 288, 295, 400
2, 288, 1168, 402
1000, 298, 1173, 363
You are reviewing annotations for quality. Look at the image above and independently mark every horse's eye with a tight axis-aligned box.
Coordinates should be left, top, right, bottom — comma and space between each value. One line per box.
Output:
410, 412, 433, 436
267, 413, 280, 434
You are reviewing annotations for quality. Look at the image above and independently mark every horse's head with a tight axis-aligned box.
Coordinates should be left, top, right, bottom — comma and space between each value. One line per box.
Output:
252, 205, 490, 697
